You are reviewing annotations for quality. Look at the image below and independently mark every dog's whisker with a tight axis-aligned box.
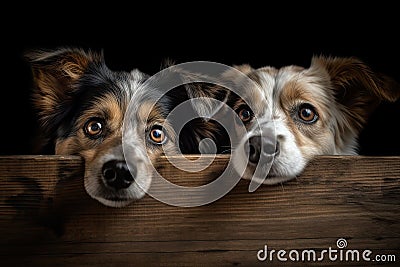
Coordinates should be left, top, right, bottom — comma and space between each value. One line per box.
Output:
219, 148, 232, 154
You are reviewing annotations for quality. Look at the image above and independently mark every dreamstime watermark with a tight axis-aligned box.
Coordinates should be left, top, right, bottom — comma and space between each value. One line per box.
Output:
257, 238, 396, 263
122, 61, 276, 207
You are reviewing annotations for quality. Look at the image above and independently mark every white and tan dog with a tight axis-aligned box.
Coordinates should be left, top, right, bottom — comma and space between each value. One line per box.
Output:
224, 56, 400, 184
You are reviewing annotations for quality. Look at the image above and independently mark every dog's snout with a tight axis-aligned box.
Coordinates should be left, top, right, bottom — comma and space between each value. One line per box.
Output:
248, 136, 261, 163
248, 135, 279, 164
102, 160, 136, 190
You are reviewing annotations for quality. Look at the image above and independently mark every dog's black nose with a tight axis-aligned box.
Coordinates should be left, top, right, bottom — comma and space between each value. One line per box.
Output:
248, 135, 279, 164
102, 160, 136, 190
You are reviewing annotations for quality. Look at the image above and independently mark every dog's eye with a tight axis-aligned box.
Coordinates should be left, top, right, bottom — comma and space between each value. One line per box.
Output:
237, 106, 253, 123
298, 104, 318, 123
149, 126, 166, 144
84, 118, 104, 138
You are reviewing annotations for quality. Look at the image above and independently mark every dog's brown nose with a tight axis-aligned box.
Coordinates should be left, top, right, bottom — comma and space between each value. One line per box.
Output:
248, 136, 279, 164
102, 160, 136, 190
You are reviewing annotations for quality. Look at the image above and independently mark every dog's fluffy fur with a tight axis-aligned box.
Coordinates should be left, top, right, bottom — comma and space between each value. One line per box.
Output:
221, 56, 400, 184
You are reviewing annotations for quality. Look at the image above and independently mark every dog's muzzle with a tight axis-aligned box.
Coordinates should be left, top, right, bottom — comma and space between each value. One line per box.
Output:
245, 122, 279, 165
102, 160, 136, 190
247, 135, 279, 164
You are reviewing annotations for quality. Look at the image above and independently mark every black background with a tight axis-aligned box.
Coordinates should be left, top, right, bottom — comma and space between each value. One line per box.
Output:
1, 4, 399, 155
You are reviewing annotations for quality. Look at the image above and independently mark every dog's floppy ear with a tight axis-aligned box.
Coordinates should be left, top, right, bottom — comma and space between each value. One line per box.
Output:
25, 47, 103, 134
160, 62, 229, 119
183, 78, 228, 119
311, 55, 400, 130
156, 61, 232, 154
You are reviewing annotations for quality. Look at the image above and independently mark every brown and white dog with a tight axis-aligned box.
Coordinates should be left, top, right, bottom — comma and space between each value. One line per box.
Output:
26, 47, 179, 207
221, 56, 400, 185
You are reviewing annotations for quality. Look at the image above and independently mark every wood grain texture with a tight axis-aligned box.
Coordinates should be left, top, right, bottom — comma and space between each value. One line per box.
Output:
0, 155, 399, 266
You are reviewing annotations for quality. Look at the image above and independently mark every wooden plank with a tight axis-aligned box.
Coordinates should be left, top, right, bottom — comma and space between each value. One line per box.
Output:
0, 155, 399, 266
0, 155, 84, 241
